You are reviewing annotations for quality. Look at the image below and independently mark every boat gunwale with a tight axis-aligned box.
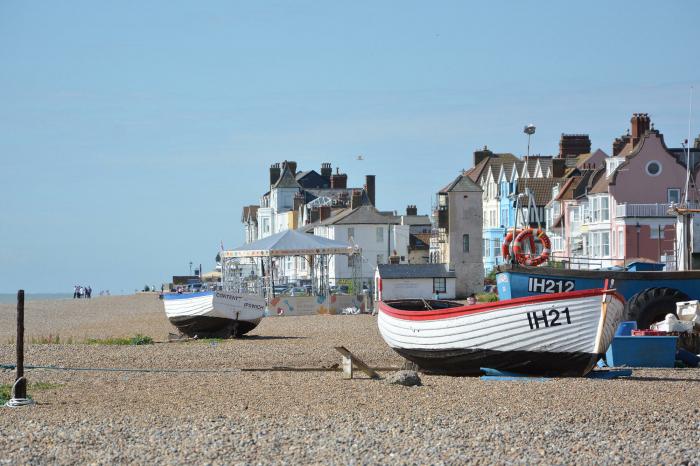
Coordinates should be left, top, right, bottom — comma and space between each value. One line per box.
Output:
496, 264, 700, 280
162, 291, 215, 300
379, 288, 624, 321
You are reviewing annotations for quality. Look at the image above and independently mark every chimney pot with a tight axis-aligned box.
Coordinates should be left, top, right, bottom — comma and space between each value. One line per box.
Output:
320, 162, 332, 178
350, 190, 362, 209
269, 163, 281, 186
365, 175, 376, 206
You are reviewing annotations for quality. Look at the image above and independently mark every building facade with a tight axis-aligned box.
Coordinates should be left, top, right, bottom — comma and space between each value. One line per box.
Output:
431, 171, 484, 298
547, 113, 700, 268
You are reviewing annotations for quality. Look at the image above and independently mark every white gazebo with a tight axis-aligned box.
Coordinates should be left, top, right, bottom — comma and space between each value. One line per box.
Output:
221, 229, 359, 297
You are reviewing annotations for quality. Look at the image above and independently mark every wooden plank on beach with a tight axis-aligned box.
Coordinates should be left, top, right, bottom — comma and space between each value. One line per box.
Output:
334, 346, 380, 379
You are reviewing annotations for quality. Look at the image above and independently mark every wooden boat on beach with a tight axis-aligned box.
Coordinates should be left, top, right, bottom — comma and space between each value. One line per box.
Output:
377, 286, 624, 376
162, 290, 265, 338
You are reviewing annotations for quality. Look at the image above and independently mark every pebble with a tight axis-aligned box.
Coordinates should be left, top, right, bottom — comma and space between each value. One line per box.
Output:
0, 295, 699, 464
385, 370, 422, 386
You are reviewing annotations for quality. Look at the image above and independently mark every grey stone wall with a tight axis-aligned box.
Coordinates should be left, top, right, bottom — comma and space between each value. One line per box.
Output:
448, 191, 484, 298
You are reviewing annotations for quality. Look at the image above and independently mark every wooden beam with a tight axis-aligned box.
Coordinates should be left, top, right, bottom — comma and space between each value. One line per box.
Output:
334, 346, 380, 379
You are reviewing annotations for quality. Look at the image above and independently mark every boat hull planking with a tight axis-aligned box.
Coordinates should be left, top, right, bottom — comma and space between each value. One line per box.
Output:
168, 315, 261, 338
162, 291, 264, 338
394, 347, 598, 376
378, 288, 624, 377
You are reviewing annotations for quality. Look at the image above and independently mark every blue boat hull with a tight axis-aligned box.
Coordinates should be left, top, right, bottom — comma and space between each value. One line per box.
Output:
496, 264, 700, 302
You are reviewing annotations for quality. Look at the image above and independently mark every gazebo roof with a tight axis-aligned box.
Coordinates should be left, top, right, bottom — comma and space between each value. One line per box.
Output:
221, 229, 355, 258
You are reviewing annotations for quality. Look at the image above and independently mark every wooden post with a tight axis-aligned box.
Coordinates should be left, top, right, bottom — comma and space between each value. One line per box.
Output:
341, 354, 353, 379
15, 290, 26, 398
334, 346, 380, 380
7, 289, 32, 406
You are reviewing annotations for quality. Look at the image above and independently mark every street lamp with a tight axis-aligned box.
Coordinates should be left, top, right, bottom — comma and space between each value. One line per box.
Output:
523, 124, 536, 158
635, 222, 641, 258
189, 261, 193, 275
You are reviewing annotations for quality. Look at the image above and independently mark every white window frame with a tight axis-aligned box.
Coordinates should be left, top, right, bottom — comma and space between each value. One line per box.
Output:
601, 232, 610, 257
600, 196, 609, 222
618, 230, 624, 257
590, 233, 599, 257
668, 188, 681, 204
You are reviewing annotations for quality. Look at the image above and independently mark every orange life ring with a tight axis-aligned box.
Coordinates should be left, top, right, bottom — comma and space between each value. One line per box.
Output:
512, 228, 551, 266
501, 229, 535, 262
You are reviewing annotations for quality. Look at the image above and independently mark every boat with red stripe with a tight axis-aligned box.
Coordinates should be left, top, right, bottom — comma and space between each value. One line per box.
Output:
377, 284, 624, 376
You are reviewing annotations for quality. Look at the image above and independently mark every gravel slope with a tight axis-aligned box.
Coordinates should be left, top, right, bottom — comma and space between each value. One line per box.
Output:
1, 294, 699, 464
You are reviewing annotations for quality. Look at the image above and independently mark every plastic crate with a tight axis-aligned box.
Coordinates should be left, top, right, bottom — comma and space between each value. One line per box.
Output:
605, 336, 678, 368
615, 321, 638, 337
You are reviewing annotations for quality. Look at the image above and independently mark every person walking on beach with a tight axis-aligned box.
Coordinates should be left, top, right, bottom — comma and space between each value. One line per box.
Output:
86, 286, 92, 298
73, 285, 79, 299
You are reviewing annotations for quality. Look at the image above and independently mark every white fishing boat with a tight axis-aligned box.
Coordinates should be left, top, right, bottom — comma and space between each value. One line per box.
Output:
163, 290, 265, 338
377, 286, 624, 376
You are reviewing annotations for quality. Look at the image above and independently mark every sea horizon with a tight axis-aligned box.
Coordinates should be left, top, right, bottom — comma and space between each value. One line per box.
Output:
0, 292, 127, 304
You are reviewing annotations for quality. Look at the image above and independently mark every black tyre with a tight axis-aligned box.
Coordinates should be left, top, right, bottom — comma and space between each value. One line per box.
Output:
624, 287, 689, 329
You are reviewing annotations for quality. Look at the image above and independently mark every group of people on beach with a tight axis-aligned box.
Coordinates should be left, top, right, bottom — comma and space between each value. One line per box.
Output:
73, 285, 92, 299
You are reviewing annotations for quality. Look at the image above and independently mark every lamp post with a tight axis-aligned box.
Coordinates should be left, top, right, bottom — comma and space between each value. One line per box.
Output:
189, 261, 193, 275
635, 222, 641, 258
523, 124, 536, 158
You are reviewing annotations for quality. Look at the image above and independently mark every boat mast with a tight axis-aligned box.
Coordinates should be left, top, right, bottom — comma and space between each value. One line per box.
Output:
683, 86, 694, 206
675, 86, 695, 271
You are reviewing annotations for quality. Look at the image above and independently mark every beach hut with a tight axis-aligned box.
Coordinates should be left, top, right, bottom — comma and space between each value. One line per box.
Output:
375, 263, 457, 301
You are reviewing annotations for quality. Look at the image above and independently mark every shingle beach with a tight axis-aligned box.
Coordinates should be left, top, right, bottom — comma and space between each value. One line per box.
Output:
1, 294, 699, 465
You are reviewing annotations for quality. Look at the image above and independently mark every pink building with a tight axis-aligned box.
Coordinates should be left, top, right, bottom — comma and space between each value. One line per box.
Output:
548, 113, 698, 267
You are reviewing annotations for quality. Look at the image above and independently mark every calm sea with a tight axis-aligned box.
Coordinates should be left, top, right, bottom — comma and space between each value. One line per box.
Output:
0, 293, 74, 304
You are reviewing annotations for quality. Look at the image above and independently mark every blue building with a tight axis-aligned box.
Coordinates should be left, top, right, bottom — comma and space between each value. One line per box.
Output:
464, 147, 564, 273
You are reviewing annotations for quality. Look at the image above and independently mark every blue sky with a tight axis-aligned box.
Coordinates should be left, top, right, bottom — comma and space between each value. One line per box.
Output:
1, 1, 698, 293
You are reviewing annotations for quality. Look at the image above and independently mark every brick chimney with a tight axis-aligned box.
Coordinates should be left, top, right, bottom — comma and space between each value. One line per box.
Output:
406, 205, 418, 216
559, 134, 591, 158
320, 162, 332, 178
612, 135, 629, 156
365, 175, 376, 206
330, 169, 347, 189
309, 207, 320, 223
630, 113, 651, 145
552, 159, 566, 178
473, 146, 493, 166
269, 163, 281, 186
319, 206, 331, 221
282, 160, 297, 175
293, 192, 304, 211
350, 190, 362, 209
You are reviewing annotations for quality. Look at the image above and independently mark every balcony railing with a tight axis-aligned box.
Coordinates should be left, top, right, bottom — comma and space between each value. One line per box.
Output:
616, 202, 700, 217
616, 203, 673, 218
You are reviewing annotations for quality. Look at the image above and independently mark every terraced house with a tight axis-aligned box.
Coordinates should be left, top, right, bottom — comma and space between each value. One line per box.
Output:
546, 114, 700, 268
464, 146, 565, 273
